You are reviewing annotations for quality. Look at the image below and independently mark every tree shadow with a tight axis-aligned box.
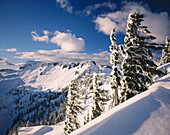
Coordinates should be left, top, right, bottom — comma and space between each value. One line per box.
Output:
85, 86, 170, 135
34, 126, 53, 135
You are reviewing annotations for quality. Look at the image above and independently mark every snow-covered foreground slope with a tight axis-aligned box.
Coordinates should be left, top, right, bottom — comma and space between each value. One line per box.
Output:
19, 123, 64, 135
71, 67, 170, 135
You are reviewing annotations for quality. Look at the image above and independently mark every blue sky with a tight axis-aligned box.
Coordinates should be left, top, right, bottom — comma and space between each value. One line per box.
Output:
0, 0, 170, 69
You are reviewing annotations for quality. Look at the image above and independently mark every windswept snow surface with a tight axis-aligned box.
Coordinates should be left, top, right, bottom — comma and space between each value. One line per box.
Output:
71, 66, 170, 135
19, 61, 96, 92
19, 123, 64, 135
0, 60, 98, 94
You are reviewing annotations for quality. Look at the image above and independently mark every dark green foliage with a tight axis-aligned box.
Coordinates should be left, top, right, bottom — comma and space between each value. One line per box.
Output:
64, 81, 84, 135
121, 12, 164, 101
84, 111, 90, 125
91, 72, 109, 120
109, 28, 122, 107
5, 128, 9, 135
8, 88, 68, 134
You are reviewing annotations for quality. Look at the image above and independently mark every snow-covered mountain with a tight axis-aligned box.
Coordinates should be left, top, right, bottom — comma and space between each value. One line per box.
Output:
18, 63, 170, 135
0, 60, 111, 135
2, 60, 169, 135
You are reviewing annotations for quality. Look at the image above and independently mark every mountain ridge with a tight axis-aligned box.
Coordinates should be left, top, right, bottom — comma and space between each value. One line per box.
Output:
0, 60, 111, 135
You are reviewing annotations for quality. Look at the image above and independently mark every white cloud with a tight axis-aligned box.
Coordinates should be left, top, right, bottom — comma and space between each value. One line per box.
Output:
43, 30, 50, 35
0, 57, 15, 66
50, 30, 85, 52
94, 1, 170, 43
83, 2, 116, 16
16, 49, 110, 65
31, 30, 49, 43
30, 30, 85, 52
5, 48, 17, 52
56, 0, 73, 13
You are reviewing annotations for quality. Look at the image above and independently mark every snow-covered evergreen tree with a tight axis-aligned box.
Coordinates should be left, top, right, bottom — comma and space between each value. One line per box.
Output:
109, 28, 122, 107
121, 12, 164, 102
160, 37, 170, 73
64, 81, 84, 135
58, 102, 65, 122
84, 110, 90, 125
91, 72, 108, 120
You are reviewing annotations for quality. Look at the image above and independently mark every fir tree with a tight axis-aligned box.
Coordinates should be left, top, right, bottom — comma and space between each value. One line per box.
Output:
91, 72, 108, 120
109, 28, 122, 107
121, 12, 164, 102
160, 37, 170, 73
58, 102, 65, 122
64, 81, 84, 135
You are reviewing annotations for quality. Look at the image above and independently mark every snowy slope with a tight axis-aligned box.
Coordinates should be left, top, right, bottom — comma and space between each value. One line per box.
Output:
19, 123, 64, 135
17, 64, 170, 135
0, 60, 111, 135
0, 60, 98, 95
18, 60, 98, 92
0, 69, 24, 96
71, 65, 170, 135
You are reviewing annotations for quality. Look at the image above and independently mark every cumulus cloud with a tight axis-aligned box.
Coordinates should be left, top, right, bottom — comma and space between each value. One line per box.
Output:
82, 2, 116, 16
31, 30, 49, 43
5, 48, 17, 52
31, 30, 85, 52
0, 57, 15, 66
56, 0, 73, 13
94, 1, 170, 43
16, 49, 110, 65
50, 31, 85, 52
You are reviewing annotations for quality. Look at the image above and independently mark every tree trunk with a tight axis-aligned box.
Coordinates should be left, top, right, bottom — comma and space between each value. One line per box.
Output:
114, 88, 119, 106
164, 66, 167, 74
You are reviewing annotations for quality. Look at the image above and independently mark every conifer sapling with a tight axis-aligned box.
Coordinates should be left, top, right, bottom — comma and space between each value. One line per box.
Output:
64, 81, 84, 135
109, 28, 122, 107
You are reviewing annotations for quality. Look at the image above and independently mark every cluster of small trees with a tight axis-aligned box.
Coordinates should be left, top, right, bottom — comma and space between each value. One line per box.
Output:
8, 88, 67, 135
64, 12, 169, 135
64, 70, 110, 135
